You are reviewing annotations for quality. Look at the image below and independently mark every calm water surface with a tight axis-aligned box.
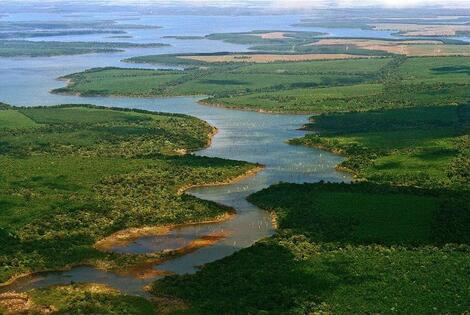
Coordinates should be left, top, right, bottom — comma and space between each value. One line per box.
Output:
0, 96, 349, 296
0, 13, 356, 296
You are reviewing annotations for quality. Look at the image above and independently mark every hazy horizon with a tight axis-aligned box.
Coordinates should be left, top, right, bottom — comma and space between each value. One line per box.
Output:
1, 0, 470, 10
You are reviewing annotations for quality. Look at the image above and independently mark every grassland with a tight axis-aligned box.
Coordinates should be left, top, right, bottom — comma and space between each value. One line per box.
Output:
56, 56, 470, 114
178, 53, 369, 63
53, 58, 389, 106
205, 30, 325, 46
206, 31, 392, 56
0, 41, 169, 57
309, 38, 470, 56
291, 105, 469, 189
55, 62, 383, 100
371, 23, 470, 37
292, 17, 470, 37
203, 30, 470, 55
0, 104, 256, 288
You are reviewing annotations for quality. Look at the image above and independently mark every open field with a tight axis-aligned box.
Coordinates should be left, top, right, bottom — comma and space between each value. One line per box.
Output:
69, 55, 470, 113
372, 23, 470, 36
309, 38, 470, 56
205, 30, 325, 46
179, 53, 369, 63
0, 41, 169, 57
205, 31, 390, 55
250, 31, 289, 39
203, 30, 470, 55
291, 105, 469, 189
53, 57, 390, 109
54, 57, 387, 102
0, 105, 255, 286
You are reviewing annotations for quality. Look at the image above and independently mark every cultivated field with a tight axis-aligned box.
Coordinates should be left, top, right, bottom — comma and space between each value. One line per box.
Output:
310, 38, 470, 56
372, 23, 470, 36
179, 53, 369, 63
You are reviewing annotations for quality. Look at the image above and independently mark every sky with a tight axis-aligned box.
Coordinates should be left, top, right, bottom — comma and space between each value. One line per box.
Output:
95, 0, 470, 9
271, 0, 470, 8
1, 0, 470, 9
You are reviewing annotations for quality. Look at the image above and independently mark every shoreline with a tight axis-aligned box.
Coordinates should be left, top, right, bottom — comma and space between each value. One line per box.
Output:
48, 79, 318, 116
1, 81, 353, 297
197, 99, 316, 115
0, 165, 265, 292
177, 164, 265, 195
49, 88, 317, 115
94, 212, 235, 252
289, 140, 359, 178
0, 228, 232, 292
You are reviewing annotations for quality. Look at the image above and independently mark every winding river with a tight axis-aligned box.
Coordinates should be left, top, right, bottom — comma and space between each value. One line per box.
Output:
0, 13, 353, 296
0, 96, 349, 296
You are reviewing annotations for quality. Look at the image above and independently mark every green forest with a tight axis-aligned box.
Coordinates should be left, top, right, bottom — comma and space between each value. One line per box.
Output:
149, 183, 469, 314
0, 105, 255, 286
139, 57, 469, 314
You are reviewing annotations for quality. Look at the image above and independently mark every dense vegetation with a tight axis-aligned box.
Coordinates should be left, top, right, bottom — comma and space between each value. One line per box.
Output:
291, 105, 469, 189
3, 40, 470, 314
0, 105, 255, 285
56, 56, 470, 114
150, 183, 470, 314
136, 54, 470, 314
150, 97, 470, 313
8, 284, 157, 315
0, 41, 169, 57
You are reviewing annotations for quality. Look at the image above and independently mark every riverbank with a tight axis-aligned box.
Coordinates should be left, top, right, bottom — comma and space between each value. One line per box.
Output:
0, 105, 257, 289
49, 56, 470, 116
148, 182, 470, 314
